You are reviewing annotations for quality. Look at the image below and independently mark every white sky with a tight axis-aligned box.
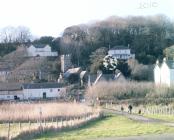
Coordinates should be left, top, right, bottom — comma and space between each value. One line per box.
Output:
0, 0, 173, 37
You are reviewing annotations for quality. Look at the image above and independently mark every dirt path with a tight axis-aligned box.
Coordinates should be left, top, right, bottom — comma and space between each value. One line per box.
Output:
92, 134, 174, 140
103, 108, 174, 126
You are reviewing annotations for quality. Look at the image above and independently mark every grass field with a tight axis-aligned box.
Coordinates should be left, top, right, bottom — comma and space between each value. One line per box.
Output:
34, 115, 174, 140
144, 114, 174, 122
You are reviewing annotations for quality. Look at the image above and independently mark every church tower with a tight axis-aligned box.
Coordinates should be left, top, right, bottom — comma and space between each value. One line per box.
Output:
60, 54, 72, 73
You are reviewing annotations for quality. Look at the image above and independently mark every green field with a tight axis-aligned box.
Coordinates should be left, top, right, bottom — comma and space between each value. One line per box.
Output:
144, 114, 174, 122
34, 115, 174, 140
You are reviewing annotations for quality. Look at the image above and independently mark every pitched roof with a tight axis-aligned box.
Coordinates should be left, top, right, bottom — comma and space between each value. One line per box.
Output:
80, 71, 87, 79
89, 73, 125, 85
32, 44, 47, 48
109, 45, 130, 50
0, 67, 10, 71
0, 83, 22, 91
64, 67, 81, 78
22, 83, 64, 89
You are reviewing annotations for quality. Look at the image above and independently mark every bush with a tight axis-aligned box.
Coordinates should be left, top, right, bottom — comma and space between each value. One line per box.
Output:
86, 81, 154, 100
86, 81, 174, 104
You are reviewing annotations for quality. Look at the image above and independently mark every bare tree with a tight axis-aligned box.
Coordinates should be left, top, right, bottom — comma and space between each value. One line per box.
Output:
15, 26, 32, 43
0, 26, 15, 43
0, 26, 32, 43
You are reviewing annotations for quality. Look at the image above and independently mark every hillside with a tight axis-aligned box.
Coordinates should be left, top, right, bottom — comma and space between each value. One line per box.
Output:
6, 57, 46, 83
0, 46, 28, 70
0, 46, 59, 83
59, 15, 174, 69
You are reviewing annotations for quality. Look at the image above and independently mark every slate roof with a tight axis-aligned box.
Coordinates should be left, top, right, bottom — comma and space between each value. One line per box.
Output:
22, 83, 65, 89
109, 45, 129, 50
32, 44, 47, 48
89, 73, 125, 85
0, 67, 10, 71
64, 67, 81, 78
0, 83, 22, 91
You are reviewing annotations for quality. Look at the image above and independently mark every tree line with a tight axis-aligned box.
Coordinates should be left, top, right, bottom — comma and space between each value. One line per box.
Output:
0, 15, 174, 80
59, 15, 174, 67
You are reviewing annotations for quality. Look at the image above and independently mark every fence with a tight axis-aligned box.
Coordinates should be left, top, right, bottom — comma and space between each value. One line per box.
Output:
0, 112, 101, 140
105, 103, 174, 115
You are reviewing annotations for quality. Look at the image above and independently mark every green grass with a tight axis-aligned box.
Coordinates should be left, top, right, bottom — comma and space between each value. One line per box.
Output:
34, 115, 174, 140
144, 114, 174, 122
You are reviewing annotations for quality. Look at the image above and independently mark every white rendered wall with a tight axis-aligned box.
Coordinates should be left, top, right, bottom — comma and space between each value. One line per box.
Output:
0, 91, 23, 100
23, 88, 66, 99
160, 63, 170, 86
154, 65, 161, 85
27, 45, 58, 57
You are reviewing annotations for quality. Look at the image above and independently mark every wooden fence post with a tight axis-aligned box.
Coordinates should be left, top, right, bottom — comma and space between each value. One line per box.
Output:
61, 118, 63, 128
56, 118, 58, 128
7, 122, 10, 140
44, 119, 46, 128
52, 118, 54, 126
19, 122, 21, 132
29, 120, 31, 132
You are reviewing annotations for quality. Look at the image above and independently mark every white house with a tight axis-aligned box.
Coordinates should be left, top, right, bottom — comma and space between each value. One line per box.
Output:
108, 46, 135, 60
27, 44, 58, 57
22, 83, 66, 100
88, 70, 126, 86
154, 58, 174, 87
0, 83, 66, 100
0, 68, 10, 82
0, 83, 23, 100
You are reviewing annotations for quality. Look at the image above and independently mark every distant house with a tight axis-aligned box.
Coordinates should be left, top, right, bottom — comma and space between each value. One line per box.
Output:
108, 46, 135, 60
154, 58, 174, 87
0, 68, 10, 82
88, 70, 126, 86
64, 67, 82, 78
22, 83, 66, 100
27, 44, 58, 57
0, 83, 23, 100
0, 68, 10, 76
0, 83, 66, 100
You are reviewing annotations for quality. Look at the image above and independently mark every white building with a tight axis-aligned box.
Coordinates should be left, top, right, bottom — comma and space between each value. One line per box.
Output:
154, 58, 174, 87
27, 44, 58, 57
0, 68, 10, 82
60, 54, 72, 73
0, 83, 23, 100
0, 83, 66, 100
154, 60, 161, 85
108, 46, 135, 60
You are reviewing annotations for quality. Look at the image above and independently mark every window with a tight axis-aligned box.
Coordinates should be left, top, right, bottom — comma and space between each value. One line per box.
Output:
58, 89, 60, 92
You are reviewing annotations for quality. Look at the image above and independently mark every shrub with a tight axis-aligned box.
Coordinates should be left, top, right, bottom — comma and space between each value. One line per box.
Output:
86, 81, 154, 100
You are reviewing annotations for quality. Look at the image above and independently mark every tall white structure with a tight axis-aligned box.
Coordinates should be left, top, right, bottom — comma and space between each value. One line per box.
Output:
108, 46, 135, 60
154, 60, 161, 85
154, 58, 174, 87
27, 44, 58, 57
60, 54, 72, 73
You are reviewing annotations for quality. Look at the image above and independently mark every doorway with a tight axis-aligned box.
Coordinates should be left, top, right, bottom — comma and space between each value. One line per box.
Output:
43, 92, 46, 99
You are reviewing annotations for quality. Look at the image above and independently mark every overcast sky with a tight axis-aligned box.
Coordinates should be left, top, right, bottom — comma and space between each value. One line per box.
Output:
0, 0, 173, 37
